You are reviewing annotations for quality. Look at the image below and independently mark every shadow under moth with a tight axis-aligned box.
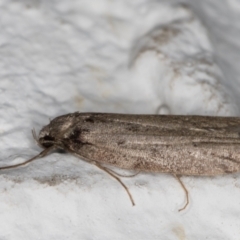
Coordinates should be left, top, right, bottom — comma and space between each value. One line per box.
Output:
2, 112, 240, 211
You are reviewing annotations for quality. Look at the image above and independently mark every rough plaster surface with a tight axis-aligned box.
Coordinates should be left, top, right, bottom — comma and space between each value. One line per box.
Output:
1, 0, 240, 239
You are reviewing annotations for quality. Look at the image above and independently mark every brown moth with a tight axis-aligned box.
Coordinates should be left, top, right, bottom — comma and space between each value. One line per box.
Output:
2, 112, 240, 211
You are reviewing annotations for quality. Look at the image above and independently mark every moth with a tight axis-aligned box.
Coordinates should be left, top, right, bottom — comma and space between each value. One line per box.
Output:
2, 112, 240, 211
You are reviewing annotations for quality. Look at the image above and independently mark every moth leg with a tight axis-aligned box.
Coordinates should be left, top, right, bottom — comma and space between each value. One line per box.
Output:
173, 174, 189, 212
95, 163, 135, 206
64, 148, 136, 205
0, 146, 55, 170
107, 168, 141, 178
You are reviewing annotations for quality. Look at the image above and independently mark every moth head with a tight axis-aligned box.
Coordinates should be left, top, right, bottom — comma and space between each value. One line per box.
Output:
38, 126, 56, 148
37, 113, 80, 149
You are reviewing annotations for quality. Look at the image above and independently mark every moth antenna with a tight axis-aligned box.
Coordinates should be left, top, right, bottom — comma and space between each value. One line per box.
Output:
95, 163, 135, 206
0, 146, 55, 170
173, 174, 189, 211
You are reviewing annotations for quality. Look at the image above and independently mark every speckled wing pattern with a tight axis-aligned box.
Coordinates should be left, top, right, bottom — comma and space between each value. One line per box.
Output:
59, 113, 240, 176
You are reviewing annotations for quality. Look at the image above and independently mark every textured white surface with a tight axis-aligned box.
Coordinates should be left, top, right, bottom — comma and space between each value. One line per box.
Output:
1, 0, 240, 239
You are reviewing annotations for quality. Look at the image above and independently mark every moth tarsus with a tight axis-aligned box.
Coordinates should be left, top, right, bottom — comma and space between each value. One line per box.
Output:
2, 112, 240, 211
173, 174, 189, 212
95, 163, 135, 206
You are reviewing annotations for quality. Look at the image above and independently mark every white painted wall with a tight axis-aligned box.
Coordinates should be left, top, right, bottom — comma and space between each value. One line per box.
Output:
0, 1, 240, 239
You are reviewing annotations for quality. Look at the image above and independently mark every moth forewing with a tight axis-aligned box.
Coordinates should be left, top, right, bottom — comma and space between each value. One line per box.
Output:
65, 114, 240, 176
2, 112, 240, 211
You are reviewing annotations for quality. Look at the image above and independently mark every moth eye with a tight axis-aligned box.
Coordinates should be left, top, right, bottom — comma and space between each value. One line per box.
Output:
43, 135, 55, 141
39, 135, 55, 148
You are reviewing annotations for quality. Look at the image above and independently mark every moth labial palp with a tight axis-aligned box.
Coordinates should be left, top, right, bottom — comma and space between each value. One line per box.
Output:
2, 112, 240, 211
